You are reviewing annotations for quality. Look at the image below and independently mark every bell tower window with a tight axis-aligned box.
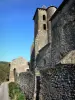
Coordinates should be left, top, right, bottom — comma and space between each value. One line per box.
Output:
43, 15, 46, 20
43, 24, 46, 30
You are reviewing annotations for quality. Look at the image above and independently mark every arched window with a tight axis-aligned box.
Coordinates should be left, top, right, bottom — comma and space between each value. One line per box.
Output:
43, 15, 46, 20
43, 24, 46, 30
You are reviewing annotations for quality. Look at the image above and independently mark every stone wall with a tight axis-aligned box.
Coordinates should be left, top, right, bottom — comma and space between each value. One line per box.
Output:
39, 64, 75, 100
36, 43, 51, 69
30, 47, 35, 72
29, 0, 75, 100
34, 9, 48, 58
33, 0, 75, 69
9, 57, 29, 82
16, 71, 34, 100
51, 0, 75, 67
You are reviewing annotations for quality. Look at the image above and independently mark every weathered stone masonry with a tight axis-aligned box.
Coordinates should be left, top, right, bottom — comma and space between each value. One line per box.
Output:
51, 0, 75, 67
30, 0, 75, 100
10, 0, 75, 100
16, 71, 35, 100
39, 64, 75, 100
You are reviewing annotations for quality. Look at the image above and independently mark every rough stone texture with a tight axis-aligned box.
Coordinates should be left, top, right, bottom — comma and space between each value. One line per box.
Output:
9, 57, 29, 82
30, 43, 35, 72
39, 64, 75, 100
10, 57, 29, 73
60, 50, 75, 64
36, 43, 51, 69
30, 0, 75, 99
51, 0, 75, 67
47, 7, 57, 43
33, 7, 56, 58
34, 9, 48, 57
16, 71, 35, 100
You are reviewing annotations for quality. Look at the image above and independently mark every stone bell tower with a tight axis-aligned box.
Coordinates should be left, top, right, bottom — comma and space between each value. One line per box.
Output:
33, 6, 48, 58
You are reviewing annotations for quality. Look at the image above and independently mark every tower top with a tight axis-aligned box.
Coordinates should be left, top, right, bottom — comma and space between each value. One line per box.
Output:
33, 8, 46, 20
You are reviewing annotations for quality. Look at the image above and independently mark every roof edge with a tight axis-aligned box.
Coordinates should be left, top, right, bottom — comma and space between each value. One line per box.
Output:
47, 6, 57, 10
33, 8, 46, 20
49, 0, 70, 21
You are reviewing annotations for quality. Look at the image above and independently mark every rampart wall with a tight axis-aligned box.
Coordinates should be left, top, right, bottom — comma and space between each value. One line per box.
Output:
51, 0, 75, 67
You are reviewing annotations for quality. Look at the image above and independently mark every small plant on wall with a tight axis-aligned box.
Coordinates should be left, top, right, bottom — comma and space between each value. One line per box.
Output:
8, 82, 26, 100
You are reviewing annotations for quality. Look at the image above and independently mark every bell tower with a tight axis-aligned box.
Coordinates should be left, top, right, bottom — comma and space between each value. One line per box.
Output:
33, 7, 48, 58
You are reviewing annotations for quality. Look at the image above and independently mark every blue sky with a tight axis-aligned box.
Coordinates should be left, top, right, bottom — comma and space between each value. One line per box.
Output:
0, 0, 63, 62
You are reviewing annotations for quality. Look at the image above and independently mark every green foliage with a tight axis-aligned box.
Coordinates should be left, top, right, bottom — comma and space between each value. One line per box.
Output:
17, 93, 25, 100
8, 82, 26, 100
0, 61, 10, 84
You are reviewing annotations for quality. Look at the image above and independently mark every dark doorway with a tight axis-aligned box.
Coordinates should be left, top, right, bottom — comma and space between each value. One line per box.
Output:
36, 76, 40, 100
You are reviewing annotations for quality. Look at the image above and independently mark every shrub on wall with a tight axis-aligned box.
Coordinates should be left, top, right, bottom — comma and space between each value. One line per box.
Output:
8, 82, 26, 100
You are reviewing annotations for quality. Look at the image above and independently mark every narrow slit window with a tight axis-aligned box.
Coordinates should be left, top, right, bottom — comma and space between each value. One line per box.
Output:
43, 24, 46, 30
43, 15, 46, 20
